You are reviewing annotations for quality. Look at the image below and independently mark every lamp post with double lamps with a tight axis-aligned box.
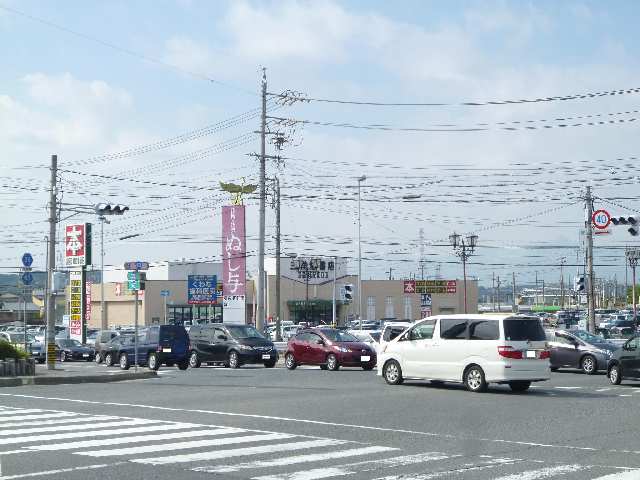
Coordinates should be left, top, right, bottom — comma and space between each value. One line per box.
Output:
450, 233, 478, 314
626, 247, 640, 325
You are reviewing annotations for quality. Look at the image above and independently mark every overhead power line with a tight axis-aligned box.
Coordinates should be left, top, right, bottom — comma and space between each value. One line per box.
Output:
268, 86, 640, 107
0, 3, 254, 96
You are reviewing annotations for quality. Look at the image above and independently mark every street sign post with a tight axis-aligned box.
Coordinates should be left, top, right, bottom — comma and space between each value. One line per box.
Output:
21, 252, 33, 268
21, 271, 33, 285
160, 290, 170, 324
124, 260, 148, 371
592, 209, 611, 230
124, 261, 149, 271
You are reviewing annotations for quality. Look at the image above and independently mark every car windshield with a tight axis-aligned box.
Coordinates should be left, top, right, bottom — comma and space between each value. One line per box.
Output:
320, 329, 360, 342
503, 318, 546, 341
58, 339, 81, 347
227, 325, 264, 339
572, 330, 606, 344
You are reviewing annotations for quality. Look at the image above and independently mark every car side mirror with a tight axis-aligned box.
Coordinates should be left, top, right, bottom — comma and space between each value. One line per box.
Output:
314, 338, 324, 345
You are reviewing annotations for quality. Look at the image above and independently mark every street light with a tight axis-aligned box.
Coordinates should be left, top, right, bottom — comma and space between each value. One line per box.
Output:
450, 232, 478, 314
626, 247, 640, 325
94, 203, 129, 330
357, 175, 366, 328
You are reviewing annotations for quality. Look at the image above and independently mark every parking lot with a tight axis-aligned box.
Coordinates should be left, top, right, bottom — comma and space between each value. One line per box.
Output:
2, 361, 640, 479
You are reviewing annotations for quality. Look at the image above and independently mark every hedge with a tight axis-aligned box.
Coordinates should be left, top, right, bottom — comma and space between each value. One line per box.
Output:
0, 340, 28, 360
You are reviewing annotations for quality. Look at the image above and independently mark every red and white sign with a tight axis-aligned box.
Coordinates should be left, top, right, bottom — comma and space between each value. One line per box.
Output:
222, 205, 247, 323
65, 224, 87, 267
592, 209, 611, 230
403, 280, 416, 294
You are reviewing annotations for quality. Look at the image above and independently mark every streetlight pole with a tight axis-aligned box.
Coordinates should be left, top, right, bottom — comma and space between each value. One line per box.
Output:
357, 175, 366, 325
450, 233, 478, 314
626, 248, 639, 325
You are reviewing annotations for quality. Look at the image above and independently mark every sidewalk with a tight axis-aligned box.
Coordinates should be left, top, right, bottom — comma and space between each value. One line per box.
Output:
0, 363, 157, 387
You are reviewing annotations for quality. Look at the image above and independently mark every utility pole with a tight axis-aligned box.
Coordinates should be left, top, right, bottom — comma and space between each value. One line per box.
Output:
257, 68, 267, 334
274, 177, 281, 341
560, 257, 566, 309
332, 256, 337, 326
542, 279, 545, 308
357, 175, 366, 323
496, 276, 501, 312
99, 215, 109, 330
585, 185, 596, 333
387, 268, 393, 281
492, 272, 496, 311
46, 155, 57, 370
512, 272, 517, 313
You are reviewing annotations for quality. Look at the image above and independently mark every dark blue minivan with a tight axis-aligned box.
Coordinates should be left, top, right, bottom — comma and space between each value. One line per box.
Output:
117, 325, 190, 371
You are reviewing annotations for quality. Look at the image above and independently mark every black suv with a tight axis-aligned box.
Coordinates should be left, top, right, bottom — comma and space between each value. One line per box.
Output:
608, 335, 640, 385
188, 323, 277, 369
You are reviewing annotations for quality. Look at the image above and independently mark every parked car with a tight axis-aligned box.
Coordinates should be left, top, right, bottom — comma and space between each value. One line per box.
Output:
608, 319, 636, 336
29, 341, 46, 363
608, 335, 640, 385
379, 322, 413, 352
101, 335, 135, 366
285, 328, 377, 371
0, 332, 35, 345
84, 328, 101, 346
116, 325, 190, 371
545, 329, 618, 374
93, 330, 120, 363
379, 314, 550, 393
55, 339, 94, 362
188, 323, 278, 369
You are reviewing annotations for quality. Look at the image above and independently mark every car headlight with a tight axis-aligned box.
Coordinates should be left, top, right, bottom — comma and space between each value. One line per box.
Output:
334, 346, 350, 353
238, 345, 253, 351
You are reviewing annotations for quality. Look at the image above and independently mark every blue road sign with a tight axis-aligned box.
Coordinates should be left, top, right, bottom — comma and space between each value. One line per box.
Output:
124, 261, 149, 271
160, 290, 170, 297
21, 253, 33, 268
187, 275, 217, 305
21, 271, 33, 285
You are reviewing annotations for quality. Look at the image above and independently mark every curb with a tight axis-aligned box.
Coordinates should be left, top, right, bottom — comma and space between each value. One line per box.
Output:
0, 371, 157, 387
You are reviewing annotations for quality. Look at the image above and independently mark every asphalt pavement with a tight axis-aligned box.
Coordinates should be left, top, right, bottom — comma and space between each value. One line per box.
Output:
1, 363, 639, 480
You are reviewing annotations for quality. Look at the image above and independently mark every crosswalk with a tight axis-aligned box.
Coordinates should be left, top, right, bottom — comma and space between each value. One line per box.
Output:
0, 405, 639, 479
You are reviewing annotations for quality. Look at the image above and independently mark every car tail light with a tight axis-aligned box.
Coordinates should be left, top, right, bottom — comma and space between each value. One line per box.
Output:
497, 346, 523, 359
539, 350, 551, 360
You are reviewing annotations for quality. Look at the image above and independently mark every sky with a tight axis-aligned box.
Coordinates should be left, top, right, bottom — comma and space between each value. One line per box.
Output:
1, 0, 640, 289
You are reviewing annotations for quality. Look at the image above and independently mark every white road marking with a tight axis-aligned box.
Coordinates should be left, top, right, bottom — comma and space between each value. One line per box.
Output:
371, 456, 521, 480
596, 388, 612, 392
0, 416, 118, 429
27, 427, 245, 451
0, 462, 125, 479
198, 446, 399, 473
132, 438, 348, 465
591, 470, 640, 479
0, 422, 199, 446
78, 432, 296, 457
253, 468, 349, 480
554, 386, 582, 390
491, 464, 589, 479
0, 412, 78, 423
0, 419, 152, 437
619, 394, 632, 397
2, 393, 636, 456
0, 409, 44, 417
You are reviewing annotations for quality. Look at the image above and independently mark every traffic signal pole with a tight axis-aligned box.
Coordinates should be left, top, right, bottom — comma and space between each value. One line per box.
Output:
585, 186, 596, 333
46, 155, 58, 370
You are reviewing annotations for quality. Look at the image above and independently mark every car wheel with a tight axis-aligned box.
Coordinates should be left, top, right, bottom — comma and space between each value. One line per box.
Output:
464, 365, 487, 393
509, 381, 531, 392
94, 353, 103, 364
148, 353, 160, 371
326, 354, 340, 371
581, 355, 597, 375
609, 364, 622, 385
119, 353, 130, 370
189, 351, 201, 368
228, 351, 240, 369
264, 360, 276, 368
383, 360, 403, 385
177, 359, 189, 370
104, 353, 113, 366
285, 353, 297, 370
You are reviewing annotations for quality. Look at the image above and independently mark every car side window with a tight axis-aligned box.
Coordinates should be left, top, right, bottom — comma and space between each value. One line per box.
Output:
307, 333, 323, 344
440, 319, 467, 340
554, 333, 574, 346
213, 328, 226, 342
625, 337, 639, 350
468, 320, 499, 340
408, 321, 435, 341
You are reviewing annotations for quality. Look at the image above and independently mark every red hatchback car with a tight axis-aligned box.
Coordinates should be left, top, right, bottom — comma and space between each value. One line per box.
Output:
285, 328, 377, 371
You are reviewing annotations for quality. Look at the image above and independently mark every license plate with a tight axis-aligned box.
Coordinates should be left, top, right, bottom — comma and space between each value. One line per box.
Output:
262, 354, 271, 360
361, 355, 371, 362
82, 353, 89, 357
162, 348, 172, 353
526, 350, 536, 359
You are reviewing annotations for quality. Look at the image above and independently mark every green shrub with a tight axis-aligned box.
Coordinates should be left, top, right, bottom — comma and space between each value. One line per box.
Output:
0, 340, 28, 360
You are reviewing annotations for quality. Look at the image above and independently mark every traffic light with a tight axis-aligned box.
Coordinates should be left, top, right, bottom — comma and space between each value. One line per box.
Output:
344, 284, 354, 302
94, 203, 130, 216
611, 216, 638, 236
138, 272, 146, 291
574, 275, 585, 292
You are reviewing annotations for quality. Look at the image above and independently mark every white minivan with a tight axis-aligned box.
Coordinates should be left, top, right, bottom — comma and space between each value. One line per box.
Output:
378, 314, 550, 393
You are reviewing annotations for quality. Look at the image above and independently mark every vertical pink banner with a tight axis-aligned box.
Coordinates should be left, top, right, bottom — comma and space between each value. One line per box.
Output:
222, 205, 246, 296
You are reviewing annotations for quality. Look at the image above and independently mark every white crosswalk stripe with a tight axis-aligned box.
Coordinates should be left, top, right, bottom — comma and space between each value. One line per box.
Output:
0, 407, 638, 480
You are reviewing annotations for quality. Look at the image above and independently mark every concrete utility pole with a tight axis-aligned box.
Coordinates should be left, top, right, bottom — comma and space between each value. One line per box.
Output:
585, 185, 596, 333
496, 276, 501, 312
357, 175, 366, 322
492, 272, 496, 311
560, 257, 566, 309
46, 155, 57, 370
257, 68, 267, 333
512, 272, 517, 313
99, 215, 109, 330
274, 177, 281, 341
